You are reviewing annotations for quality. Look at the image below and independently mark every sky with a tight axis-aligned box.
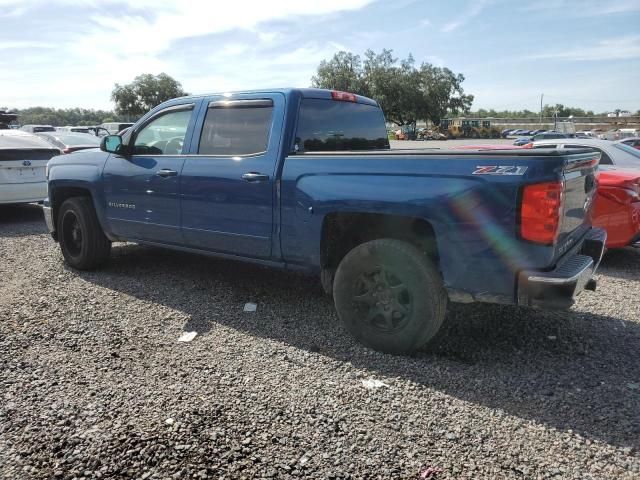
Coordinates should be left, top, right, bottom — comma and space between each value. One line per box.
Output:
1, 0, 639, 113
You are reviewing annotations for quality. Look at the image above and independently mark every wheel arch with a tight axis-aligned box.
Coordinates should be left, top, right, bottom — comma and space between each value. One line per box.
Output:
319, 211, 440, 293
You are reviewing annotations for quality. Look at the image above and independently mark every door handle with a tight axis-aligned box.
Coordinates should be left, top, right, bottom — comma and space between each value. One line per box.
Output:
156, 169, 178, 177
242, 172, 269, 182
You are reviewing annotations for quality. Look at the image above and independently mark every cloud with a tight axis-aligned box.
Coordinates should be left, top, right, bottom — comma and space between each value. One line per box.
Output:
441, 0, 488, 33
522, 0, 640, 14
0, 0, 373, 108
528, 35, 640, 61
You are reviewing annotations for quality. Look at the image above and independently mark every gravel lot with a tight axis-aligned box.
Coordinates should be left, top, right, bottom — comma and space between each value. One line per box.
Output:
1, 203, 639, 480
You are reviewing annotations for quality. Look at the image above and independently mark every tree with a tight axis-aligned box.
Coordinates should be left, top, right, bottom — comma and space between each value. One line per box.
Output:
311, 49, 473, 126
311, 52, 368, 95
541, 103, 594, 118
418, 64, 473, 126
111, 73, 188, 120
13, 107, 121, 126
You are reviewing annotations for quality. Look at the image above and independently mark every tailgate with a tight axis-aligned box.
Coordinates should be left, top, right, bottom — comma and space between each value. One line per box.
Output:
0, 149, 59, 184
555, 150, 600, 258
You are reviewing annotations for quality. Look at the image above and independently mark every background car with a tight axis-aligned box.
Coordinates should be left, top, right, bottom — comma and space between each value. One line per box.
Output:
593, 169, 640, 248
575, 131, 596, 139
36, 132, 101, 154
525, 138, 640, 167
620, 137, 640, 150
529, 129, 546, 136
526, 138, 640, 248
19, 124, 56, 133
99, 122, 134, 135
0, 130, 60, 204
56, 126, 95, 134
513, 131, 571, 146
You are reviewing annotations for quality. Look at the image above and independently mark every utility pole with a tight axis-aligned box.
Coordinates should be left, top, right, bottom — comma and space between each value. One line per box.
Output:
540, 93, 544, 126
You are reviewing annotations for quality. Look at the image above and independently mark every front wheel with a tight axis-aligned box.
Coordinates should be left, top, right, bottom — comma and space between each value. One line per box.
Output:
57, 197, 111, 270
333, 239, 447, 355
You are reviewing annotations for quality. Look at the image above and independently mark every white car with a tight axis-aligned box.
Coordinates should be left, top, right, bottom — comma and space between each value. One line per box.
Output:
0, 130, 60, 205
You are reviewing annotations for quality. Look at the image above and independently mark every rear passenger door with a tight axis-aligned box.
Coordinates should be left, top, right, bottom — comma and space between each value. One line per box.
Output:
180, 93, 285, 259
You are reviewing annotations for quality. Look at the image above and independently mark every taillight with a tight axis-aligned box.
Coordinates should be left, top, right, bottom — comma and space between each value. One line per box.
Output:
331, 90, 357, 102
520, 181, 564, 244
522, 143, 534, 149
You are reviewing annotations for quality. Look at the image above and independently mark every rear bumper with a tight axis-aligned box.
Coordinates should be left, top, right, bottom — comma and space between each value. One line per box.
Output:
517, 228, 607, 309
0, 182, 47, 205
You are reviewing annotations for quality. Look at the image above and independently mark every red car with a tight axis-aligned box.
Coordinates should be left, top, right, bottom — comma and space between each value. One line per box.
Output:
593, 168, 640, 248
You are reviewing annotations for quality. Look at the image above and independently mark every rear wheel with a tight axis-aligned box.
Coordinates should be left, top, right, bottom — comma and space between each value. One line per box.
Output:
58, 197, 111, 270
333, 239, 447, 355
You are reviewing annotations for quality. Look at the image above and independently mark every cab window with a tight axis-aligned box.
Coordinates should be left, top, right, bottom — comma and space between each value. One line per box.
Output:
133, 107, 193, 155
198, 100, 274, 156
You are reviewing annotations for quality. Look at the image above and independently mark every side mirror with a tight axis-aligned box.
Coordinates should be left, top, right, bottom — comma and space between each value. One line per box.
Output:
100, 135, 127, 155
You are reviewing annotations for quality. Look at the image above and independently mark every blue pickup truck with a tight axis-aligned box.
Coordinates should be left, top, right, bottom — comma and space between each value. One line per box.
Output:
43, 88, 606, 354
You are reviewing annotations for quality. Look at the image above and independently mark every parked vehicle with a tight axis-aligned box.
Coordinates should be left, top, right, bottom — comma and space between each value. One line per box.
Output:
500, 128, 514, 138
513, 131, 571, 146
509, 129, 528, 136
20, 124, 56, 133
44, 88, 605, 354
525, 138, 640, 167
85, 126, 111, 137
620, 137, 640, 150
513, 137, 534, 146
527, 138, 640, 248
0, 110, 18, 130
599, 129, 629, 141
99, 122, 134, 135
529, 129, 546, 136
619, 128, 639, 139
0, 130, 60, 204
37, 132, 100, 154
56, 126, 94, 134
593, 169, 640, 248
575, 131, 596, 139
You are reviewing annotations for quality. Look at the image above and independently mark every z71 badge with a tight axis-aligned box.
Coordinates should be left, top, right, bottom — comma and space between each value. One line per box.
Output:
473, 165, 528, 176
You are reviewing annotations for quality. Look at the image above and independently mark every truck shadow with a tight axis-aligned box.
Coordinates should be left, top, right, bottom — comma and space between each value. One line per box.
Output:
0, 204, 47, 238
79, 243, 640, 450
598, 247, 640, 280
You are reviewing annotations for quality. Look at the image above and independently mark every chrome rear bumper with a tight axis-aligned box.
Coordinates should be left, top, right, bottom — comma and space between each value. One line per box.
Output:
517, 228, 607, 309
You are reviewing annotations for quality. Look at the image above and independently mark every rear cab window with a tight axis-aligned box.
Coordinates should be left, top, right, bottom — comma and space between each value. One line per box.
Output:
198, 99, 274, 156
295, 98, 390, 152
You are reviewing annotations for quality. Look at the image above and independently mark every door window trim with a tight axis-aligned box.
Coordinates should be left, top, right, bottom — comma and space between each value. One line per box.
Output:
190, 98, 275, 158
129, 103, 195, 156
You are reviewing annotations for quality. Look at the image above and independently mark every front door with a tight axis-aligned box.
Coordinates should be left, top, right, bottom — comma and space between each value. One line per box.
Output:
180, 94, 285, 259
102, 103, 197, 243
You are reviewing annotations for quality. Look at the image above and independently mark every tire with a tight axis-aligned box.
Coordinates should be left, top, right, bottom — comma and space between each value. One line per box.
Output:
333, 239, 447, 355
57, 197, 111, 270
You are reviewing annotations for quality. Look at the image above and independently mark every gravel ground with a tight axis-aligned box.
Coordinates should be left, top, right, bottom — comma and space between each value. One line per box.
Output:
1, 203, 639, 480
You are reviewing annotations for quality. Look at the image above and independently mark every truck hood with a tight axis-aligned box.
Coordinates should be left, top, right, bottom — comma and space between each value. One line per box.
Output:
47, 148, 109, 169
